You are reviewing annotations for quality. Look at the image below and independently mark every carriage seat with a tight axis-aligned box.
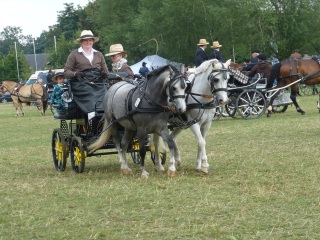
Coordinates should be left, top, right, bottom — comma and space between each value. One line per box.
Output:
53, 110, 78, 120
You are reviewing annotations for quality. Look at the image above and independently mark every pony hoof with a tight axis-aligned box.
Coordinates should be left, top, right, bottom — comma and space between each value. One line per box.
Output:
201, 167, 209, 174
141, 172, 149, 179
156, 166, 165, 172
120, 168, 133, 175
167, 170, 176, 177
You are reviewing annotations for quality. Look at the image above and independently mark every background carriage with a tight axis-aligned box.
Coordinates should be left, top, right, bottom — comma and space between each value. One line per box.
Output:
224, 74, 293, 119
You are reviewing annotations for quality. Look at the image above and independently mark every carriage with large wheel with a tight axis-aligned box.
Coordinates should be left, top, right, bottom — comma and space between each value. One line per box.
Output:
51, 69, 152, 173
225, 71, 293, 119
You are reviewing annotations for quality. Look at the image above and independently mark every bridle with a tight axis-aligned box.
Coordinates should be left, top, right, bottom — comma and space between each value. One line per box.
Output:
207, 62, 229, 94
168, 74, 186, 102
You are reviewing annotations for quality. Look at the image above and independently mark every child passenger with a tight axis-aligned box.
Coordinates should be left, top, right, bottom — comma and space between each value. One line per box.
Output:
50, 72, 75, 114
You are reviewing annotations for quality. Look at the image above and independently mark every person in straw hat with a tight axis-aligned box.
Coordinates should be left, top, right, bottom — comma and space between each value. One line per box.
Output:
195, 39, 209, 67
209, 41, 224, 62
64, 30, 108, 80
50, 72, 75, 114
105, 43, 134, 80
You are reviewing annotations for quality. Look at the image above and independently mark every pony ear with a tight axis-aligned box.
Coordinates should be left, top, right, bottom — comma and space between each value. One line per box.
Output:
225, 59, 231, 67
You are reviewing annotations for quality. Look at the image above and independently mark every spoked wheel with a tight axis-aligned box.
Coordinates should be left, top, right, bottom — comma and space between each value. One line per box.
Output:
52, 129, 68, 171
131, 151, 141, 164
236, 89, 266, 119
70, 136, 86, 173
150, 152, 166, 165
299, 84, 313, 96
272, 105, 288, 113
225, 93, 238, 118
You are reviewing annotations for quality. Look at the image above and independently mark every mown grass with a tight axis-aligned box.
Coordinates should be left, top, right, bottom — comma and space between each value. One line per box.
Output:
0, 95, 319, 240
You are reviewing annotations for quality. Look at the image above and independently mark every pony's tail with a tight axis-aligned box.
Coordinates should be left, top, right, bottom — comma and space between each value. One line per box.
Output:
87, 119, 111, 153
267, 62, 281, 88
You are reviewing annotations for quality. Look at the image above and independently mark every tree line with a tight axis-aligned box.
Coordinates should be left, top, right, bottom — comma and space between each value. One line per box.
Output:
1, 0, 320, 81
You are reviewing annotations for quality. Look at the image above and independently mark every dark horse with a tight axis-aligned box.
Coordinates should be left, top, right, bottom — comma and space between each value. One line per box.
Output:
267, 58, 320, 117
88, 65, 187, 178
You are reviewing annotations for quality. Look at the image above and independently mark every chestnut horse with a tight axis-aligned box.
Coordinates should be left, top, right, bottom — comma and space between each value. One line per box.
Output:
266, 58, 320, 117
0, 80, 48, 116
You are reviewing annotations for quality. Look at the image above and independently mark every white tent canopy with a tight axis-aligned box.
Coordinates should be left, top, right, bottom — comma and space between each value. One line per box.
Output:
130, 55, 182, 75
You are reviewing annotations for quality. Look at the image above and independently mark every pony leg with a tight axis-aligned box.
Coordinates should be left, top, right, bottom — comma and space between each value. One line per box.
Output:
136, 131, 149, 179
170, 128, 182, 166
189, 123, 209, 174
116, 129, 134, 175
160, 129, 177, 177
290, 93, 305, 115
151, 134, 165, 172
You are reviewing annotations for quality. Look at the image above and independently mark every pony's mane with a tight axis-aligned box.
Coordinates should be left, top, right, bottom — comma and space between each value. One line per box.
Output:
147, 64, 179, 80
195, 59, 219, 75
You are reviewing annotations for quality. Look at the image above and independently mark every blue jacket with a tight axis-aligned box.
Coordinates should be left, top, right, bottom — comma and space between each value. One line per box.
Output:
139, 66, 149, 76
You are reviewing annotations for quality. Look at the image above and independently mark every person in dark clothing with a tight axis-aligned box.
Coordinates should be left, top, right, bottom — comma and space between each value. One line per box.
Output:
209, 41, 224, 62
243, 50, 260, 71
195, 39, 209, 67
248, 54, 272, 81
139, 62, 149, 77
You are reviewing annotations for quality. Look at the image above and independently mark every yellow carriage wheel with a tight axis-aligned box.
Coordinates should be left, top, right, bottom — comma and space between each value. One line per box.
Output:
51, 129, 68, 171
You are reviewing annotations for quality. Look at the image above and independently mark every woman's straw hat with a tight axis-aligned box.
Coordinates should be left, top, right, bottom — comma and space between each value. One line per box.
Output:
105, 44, 127, 56
211, 41, 222, 49
52, 72, 64, 82
197, 39, 209, 46
75, 30, 99, 44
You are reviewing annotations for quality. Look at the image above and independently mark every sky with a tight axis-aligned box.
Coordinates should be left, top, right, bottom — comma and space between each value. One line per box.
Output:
0, 0, 91, 38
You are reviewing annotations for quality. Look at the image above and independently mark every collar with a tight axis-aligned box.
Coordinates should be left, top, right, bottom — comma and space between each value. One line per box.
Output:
78, 47, 97, 53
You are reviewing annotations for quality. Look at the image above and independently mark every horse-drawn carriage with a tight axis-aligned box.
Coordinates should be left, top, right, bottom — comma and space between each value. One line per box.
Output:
51, 59, 230, 177
227, 57, 320, 118
225, 73, 293, 119
51, 66, 189, 176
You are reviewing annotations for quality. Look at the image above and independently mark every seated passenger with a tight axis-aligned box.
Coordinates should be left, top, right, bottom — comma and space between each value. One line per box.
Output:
248, 54, 272, 83
50, 72, 75, 115
105, 44, 135, 84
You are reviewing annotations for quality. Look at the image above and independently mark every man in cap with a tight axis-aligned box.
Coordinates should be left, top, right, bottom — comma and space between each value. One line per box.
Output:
195, 39, 209, 67
139, 62, 149, 77
243, 49, 260, 71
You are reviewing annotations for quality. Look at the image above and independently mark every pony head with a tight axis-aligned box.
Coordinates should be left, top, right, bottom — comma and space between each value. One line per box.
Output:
196, 59, 230, 105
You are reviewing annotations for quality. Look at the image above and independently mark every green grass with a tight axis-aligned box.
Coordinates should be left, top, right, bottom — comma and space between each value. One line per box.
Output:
0, 96, 320, 240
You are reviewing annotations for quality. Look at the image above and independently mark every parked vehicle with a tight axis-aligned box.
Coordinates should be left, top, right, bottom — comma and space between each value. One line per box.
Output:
0, 92, 13, 103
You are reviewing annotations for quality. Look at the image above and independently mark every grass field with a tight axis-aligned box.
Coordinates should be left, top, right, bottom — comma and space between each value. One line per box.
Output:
0, 95, 319, 240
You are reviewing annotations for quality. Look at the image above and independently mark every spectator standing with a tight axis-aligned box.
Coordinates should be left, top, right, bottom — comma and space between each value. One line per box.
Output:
209, 41, 224, 62
105, 44, 134, 79
64, 30, 108, 80
139, 62, 149, 77
195, 39, 209, 67
290, 49, 302, 59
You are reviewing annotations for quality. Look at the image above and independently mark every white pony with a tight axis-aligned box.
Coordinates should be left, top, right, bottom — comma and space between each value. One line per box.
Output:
152, 59, 230, 173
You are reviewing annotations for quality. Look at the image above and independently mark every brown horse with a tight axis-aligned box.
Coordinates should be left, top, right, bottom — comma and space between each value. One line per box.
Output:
230, 62, 245, 71
0, 80, 48, 116
266, 58, 320, 117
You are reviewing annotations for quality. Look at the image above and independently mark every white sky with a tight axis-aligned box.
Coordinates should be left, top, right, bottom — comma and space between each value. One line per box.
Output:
0, 0, 91, 38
